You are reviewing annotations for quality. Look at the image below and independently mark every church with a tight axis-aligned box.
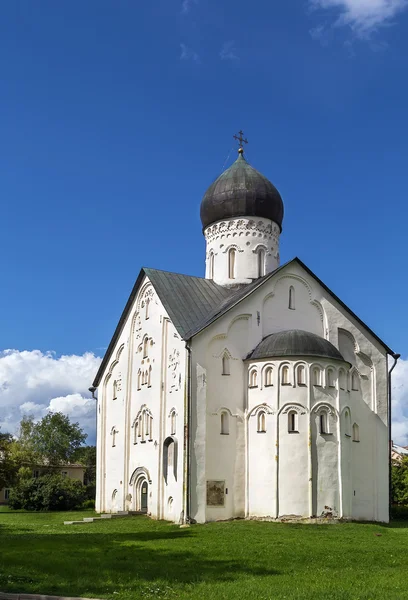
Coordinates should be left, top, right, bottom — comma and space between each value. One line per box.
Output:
93, 133, 396, 523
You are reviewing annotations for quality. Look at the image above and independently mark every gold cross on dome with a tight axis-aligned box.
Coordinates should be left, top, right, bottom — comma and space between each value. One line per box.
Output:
233, 130, 248, 151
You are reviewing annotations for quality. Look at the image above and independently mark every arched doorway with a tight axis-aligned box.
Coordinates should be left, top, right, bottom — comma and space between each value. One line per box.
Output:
129, 467, 151, 513
140, 481, 148, 513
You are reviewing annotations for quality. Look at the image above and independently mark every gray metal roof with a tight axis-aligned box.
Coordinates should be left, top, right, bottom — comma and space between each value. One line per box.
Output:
247, 329, 346, 362
143, 268, 234, 339
92, 258, 395, 387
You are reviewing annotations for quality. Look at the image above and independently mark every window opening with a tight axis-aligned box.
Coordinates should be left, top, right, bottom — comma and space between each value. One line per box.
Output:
328, 369, 336, 388
228, 248, 236, 280
221, 411, 229, 435
249, 370, 258, 388
352, 372, 359, 391
222, 354, 230, 375
282, 365, 290, 385
113, 380, 117, 400
352, 423, 360, 442
339, 370, 346, 390
265, 367, 273, 387
297, 365, 306, 386
288, 411, 298, 433
171, 411, 176, 435
257, 411, 266, 433
320, 412, 329, 434
313, 368, 321, 386
289, 286, 295, 310
209, 252, 214, 279
258, 249, 266, 277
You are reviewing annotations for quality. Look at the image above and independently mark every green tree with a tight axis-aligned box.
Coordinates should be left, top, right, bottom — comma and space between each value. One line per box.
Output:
0, 431, 16, 489
392, 456, 408, 505
30, 412, 87, 466
74, 445, 96, 485
8, 473, 87, 511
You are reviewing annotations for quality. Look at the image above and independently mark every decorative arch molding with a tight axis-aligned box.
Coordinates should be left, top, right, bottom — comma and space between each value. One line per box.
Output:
338, 328, 360, 354
311, 402, 338, 418
136, 281, 155, 313
209, 333, 227, 344
227, 314, 252, 334
278, 402, 308, 416
222, 243, 244, 254
163, 436, 178, 483
340, 405, 352, 418
252, 243, 269, 255
211, 406, 241, 418
168, 407, 178, 418
260, 362, 275, 375
129, 466, 152, 485
248, 403, 275, 418
262, 274, 326, 328
103, 344, 125, 389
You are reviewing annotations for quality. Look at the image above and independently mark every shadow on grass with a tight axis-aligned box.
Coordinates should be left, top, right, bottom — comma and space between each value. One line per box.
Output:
0, 529, 280, 597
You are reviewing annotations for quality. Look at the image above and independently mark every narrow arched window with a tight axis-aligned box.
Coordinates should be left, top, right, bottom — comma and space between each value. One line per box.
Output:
145, 298, 150, 320
222, 354, 230, 375
297, 365, 306, 386
149, 416, 153, 440
111, 427, 117, 447
327, 368, 336, 388
137, 370, 141, 390
171, 411, 176, 435
220, 411, 229, 435
141, 413, 145, 442
320, 412, 328, 434
257, 411, 266, 433
228, 248, 236, 280
344, 410, 351, 437
143, 337, 149, 358
249, 370, 258, 388
289, 286, 295, 310
138, 415, 142, 438
113, 380, 117, 400
339, 369, 346, 390
352, 372, 359, 391
148, 365, 152, 387
264, 367, 273, 387
209, 252, 214, 279
313, 368, 321, 386
168, 441, 174, 467
352, 423, 360, 442
133, 421, 138, 444
288, 411, 298, 433
258, 249, 266, 278
282, 365, 290, 385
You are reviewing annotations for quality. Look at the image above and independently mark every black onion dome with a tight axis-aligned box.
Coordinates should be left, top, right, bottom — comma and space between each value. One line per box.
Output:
247, 330, 345, 362
200, 152, 284, 231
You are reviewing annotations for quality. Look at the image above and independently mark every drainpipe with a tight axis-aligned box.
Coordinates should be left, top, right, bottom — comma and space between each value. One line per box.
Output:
184, 341, 192, 524
388, 353, 400, 519
88, 386, 98, 504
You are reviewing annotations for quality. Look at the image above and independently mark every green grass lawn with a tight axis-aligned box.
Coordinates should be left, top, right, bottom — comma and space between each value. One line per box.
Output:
1, 512, 408, 600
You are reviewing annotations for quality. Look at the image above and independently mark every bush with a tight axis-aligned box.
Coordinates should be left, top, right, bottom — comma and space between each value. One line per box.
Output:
82, 498, 95, 510
391, 504, 408, 520
8, 474, 87, 511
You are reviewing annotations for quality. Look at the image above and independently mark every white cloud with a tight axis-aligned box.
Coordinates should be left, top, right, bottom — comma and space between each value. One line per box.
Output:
180, 43, 199, 62
181, 0, 198, 14
220, 41, 239, 61
310, 0, 408, 36
392, 358, 408, 447
0, 350, 101, 444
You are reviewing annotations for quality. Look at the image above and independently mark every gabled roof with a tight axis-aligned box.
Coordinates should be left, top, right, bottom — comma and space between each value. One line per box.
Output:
93, 258, 395, 387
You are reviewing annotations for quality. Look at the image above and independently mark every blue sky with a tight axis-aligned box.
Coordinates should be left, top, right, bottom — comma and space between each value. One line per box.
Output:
0, 0, 407, 443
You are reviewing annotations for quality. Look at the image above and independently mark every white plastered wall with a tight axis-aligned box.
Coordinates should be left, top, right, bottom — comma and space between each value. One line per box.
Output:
190, 260, 389, 523
95, 275, 186, 523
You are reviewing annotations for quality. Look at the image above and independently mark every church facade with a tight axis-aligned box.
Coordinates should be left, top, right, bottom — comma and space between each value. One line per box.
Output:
93, 141, 395, 523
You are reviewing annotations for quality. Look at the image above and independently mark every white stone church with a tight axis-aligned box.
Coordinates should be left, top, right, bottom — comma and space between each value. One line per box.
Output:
93, 138, 396, 523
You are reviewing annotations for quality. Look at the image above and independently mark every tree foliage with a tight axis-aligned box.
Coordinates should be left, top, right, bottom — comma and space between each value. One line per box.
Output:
0, 431, 16, 489
8, 473, 87, 511
30, 412, 87, 466
392, 457, 408, 506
